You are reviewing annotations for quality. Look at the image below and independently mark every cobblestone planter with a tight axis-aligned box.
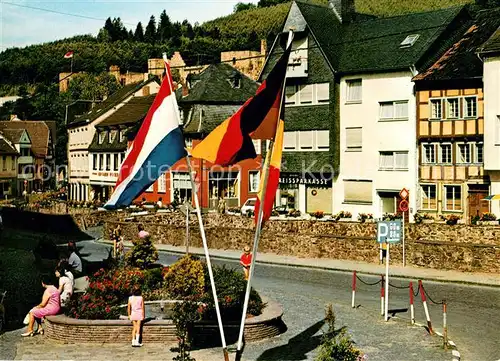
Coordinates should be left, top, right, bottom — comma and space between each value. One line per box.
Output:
44, 297, 284, 344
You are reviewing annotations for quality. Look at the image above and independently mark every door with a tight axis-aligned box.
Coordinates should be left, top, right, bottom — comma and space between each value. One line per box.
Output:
468, 185, 489, 222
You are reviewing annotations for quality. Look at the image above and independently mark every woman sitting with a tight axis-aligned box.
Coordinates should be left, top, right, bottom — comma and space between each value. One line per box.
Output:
55, 262, 74, 308
22, 275, 60, 337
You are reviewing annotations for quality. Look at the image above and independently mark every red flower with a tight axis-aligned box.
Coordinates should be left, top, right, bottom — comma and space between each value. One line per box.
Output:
105, 306, 111, 313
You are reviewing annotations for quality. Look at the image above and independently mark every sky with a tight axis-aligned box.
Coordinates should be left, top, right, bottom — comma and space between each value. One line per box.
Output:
0, 0, 259, 49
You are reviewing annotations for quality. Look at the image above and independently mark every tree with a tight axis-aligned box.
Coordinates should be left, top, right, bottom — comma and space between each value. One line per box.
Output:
257, 0, 288, 7
234, 2, 256, 12
158, 10, 173, 42
144, 15, 157, 44
170, 21, 183, 48
181, 20, 195, 40
134, 22, 144, 42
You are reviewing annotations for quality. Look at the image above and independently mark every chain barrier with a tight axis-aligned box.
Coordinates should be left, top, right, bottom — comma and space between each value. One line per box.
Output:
412, 285, 420, 298
355, 274, 382, 286
421, 284, 444, 305
388, 282, 410, 289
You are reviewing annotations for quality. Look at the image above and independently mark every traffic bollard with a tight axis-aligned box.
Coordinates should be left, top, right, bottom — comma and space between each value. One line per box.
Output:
352, 271, 357, 308
443, 300, 448, 350
409, 281, 415, 325
380, 275, 385, 316
419, 280, 433, 334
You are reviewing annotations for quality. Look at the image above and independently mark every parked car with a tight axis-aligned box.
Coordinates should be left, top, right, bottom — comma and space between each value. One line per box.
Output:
241, 198, 257, 216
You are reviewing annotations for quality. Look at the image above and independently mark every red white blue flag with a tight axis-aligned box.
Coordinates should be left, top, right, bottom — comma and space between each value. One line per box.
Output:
104, 61, 186, 209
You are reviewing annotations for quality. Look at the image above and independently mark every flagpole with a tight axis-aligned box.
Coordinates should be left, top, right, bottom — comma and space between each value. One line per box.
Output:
162, 53, 229, 361
235, 30, 293, 359
70, 56, 73, 73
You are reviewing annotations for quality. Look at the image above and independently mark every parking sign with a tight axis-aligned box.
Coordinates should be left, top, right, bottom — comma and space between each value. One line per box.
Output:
377, 221, 402, 244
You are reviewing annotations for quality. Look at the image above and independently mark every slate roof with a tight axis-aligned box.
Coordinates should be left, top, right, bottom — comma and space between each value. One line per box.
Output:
478, 25, 500, 55
0, 136, 19, 155
0, 121, 50, 157
180, 63, 259, 104
69, 77, 159, 127
88, 130, 128, 152
183, 104, 241, 135
1, 129, 25, 143
97, 95, 156, 128
279, 1, 470, 75
414, 8, 500, 81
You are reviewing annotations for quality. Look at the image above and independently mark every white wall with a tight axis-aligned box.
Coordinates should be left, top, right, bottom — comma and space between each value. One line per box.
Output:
483, 57, 500, 215
335, 71, 417, 219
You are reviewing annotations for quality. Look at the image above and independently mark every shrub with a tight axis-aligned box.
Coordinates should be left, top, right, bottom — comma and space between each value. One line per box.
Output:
143, 266, 168, 292
288, 209, 301, 217
164, 255, 205, 299
382, 212, 402, 221
312, 211, 324, 219
124, 236, 159, 269
414, 213, 434, 224
357, 213, 373, 223
333, 211, 352, 221
471, 215, 480, 225
441, 214, 460, 225
481, 212, 497, 221
201, 265, 265, 322
227, 207, 240, 214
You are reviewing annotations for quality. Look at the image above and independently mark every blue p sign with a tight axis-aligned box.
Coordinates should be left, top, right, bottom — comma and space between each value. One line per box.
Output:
377, 221, 402, 244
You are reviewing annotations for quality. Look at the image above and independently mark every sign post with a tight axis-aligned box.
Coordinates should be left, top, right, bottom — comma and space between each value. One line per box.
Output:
399, 188, 409, 267
377, 220, 402, 321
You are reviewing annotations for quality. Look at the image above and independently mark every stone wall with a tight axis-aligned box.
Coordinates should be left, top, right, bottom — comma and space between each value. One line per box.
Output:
104, 213, 500, 273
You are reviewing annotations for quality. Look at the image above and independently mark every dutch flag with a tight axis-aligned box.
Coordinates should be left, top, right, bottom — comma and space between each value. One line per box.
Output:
104, 59, 187, 209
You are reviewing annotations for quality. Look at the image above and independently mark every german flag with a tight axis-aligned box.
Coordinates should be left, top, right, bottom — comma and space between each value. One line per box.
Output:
254, 119, 284, 224
191, 38, 292, 166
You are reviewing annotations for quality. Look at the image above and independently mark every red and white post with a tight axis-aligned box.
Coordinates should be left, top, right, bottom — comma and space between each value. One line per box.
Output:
409, 281, 415, 325
380, 275, 385, 316
352, 271, 357, 308
443, 300, 448, 349
419, 280, 433, 334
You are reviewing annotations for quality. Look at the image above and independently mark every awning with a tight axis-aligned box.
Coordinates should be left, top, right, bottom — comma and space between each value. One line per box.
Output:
484, 194, 500, 201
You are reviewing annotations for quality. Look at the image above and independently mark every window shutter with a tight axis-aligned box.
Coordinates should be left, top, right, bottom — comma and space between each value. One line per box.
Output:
316, 83, 329, 103
346, 128, 362, 149
284, 132, 297, 150
344, 180, 372, 203
299, 131, 314, 149
299, 84, 313, 104
316, 130, 329, 150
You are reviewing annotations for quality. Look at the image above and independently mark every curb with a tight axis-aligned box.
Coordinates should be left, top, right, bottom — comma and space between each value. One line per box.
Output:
94, 239, 500, 288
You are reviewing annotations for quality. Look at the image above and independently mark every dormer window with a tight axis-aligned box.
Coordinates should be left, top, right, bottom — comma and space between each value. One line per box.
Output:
109, 130, 118, 143
229, 72, 241, 89
400, 34, 420, 48
98, 131, 107, 144
119, 130, 126, 143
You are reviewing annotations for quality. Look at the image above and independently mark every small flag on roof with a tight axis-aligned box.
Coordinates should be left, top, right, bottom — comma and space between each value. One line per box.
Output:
64, 51, 74, 59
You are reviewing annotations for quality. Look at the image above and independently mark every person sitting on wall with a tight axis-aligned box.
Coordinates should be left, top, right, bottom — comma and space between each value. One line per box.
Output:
67, 241, 83, 277
157, 197, 163, 208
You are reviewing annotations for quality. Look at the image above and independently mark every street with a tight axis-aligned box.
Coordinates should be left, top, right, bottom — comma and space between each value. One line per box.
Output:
79, 239, 500, 361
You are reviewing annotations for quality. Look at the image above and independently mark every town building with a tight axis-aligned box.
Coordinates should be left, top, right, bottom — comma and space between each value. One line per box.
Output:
0, 132, 19, 198
479, 25, 500, 216
261, 0, 473, 218
67, 77, 160, 202
413, 9, 500, 222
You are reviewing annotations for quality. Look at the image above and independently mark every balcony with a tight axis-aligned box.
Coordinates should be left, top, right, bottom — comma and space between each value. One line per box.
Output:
18, 156, 33, 164
18, 173, 34, 180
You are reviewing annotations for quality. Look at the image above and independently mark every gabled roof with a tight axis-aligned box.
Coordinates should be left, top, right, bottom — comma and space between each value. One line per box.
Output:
415, 8, 500, 81
183, 104, 241, 135
0, 121, 50, 157
69, 77, 159, 127
88, 129, 128, 152
0, 135, 19, 155
478, 25, 500, 56
1, 129, 25, 143
96, 95, 156, 128
281, 1, 469, 75
179, 63, 259, 104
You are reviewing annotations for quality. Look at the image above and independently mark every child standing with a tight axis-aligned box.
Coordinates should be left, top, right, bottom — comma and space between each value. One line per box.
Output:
240, 246, 252, 280
127, 287, 145, 347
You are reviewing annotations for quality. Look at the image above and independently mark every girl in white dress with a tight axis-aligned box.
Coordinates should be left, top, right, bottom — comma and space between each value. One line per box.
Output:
55, 263, 74, 307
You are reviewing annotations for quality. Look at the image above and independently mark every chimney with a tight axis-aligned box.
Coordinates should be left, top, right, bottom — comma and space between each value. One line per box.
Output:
329, 0, 355, 23
260, 39, 267, 56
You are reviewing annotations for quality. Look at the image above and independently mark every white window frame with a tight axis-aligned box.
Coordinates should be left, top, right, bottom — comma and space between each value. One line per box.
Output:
463, 96, 478, 119
99, 154, 104, 171
105, 153, 111, 171
98, 131, 107, 145
346, 79, 362, 104
456, 142, 473, 164
158, 173, 167, 193
113, 153, 119, 171
248, 171, 260, 193
343, 179, 372, 205
345, 127, 362, 152
316, 130, 329, 150
430, 99, 442, 120
299, 131, 314, 150
420, 183, 437, 210
444, 184, 462, 211
284, 131, 297, 150
474, 142, 483, 164
119, 130, 126, 143
439, 143, 453, 164
378, 151, 409, 171
446, 98, 460, 119
421, 143, 437, 164
93, 154, 98, 171
379, 101, 409, 121
285, 83, 330, 107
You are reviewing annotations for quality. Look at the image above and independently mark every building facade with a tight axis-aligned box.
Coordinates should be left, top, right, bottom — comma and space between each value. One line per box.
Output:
0, 133, 19, 198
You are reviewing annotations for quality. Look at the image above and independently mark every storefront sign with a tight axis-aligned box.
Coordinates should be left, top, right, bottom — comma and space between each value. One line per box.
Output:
279, 173, 332, 186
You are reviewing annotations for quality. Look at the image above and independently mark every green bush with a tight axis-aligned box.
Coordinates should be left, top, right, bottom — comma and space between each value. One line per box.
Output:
143, 267, 165, 292
124, 237, 158, 270
164, 255, 205, 299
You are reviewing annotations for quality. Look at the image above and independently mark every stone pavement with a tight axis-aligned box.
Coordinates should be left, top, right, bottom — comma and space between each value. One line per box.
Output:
99, 239, 500, 287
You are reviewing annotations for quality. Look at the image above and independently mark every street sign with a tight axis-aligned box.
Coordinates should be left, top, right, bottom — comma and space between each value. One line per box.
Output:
377, 221, 402, 244
399, 188, 409, 200
399, 199, 409, 212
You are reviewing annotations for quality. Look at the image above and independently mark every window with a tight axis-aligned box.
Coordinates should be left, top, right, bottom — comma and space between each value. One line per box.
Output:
422, 143, 436, 164
109, 130, 118, 143
379, 101, 409, 120
98, 131, 107, 144
93, 154, 98, 171
344, 180, 372, 204
285, 86, 296, 105
172, 172, 193, 202
346, 79, 362, 103
439, 143, 452, 164
249, 171, 260, 193
105, 154, 111, 171
316, 130, 329, 150
298, 84, 313, 104
98, 154, 104, 170
158, 173, 166, 193
299, 131, 314, 150
379, 151, 408, 170
421, 184, 437, 210
119, 130, 126, 143
400, 34, 420, 48
457, 143, 472, 163
146, 183, 154, 192
284, 132, 297, 150
464, 97, 477, 118
2, 156, 6, 171
113, 153, 119, 171
475, 142, 483, 163
447, 98, 459, 118
252, 139, 261, 155
346, 127, 362, 151
316, 83, 329, 103
444, 185, 462, 211
430, 99, 442, 119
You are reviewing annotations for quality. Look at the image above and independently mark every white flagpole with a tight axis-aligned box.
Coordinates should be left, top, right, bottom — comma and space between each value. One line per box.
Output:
235, 30, 293, 359
163, 54, 229, 361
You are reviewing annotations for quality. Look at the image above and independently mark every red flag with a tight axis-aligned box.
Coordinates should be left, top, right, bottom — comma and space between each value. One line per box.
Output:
64, 51, 74, 59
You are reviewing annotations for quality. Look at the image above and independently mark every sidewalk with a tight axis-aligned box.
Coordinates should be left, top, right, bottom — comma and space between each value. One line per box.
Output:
99, 239, 500, 287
